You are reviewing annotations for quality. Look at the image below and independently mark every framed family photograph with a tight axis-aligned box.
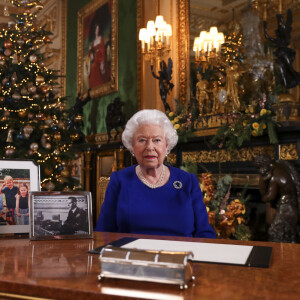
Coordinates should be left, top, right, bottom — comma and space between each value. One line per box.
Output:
77, 0, 118, 98
29, 191, 93, 240
0, 159, 40, 235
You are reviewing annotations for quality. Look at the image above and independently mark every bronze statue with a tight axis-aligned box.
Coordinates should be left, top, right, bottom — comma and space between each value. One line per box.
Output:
68, 89, 92, 143
254, 154, 300, 243
151, 58, 174, 113
195, 72, 209, 115
263, 9, 300, 89
105, 97, 125, 143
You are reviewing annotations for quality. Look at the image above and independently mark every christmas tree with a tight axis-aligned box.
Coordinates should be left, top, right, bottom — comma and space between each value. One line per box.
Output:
0, 0, 83, 191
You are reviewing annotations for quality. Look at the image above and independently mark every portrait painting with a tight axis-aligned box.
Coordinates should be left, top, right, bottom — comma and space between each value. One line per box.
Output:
77, 0, 118, 98
30, 191, 93, 240
0, 160, 40, 235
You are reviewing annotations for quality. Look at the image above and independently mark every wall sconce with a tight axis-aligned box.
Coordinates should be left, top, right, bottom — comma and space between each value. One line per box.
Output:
139, 15, 172, 66
193, 26, 224, 72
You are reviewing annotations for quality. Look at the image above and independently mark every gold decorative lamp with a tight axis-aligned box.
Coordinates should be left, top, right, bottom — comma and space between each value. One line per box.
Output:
193, 26, 224, 72
139, 14, 172, 66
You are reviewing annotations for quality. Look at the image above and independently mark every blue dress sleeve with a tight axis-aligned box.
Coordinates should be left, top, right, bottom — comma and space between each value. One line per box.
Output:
94, 172, 120, 232
191, 174, 216, 238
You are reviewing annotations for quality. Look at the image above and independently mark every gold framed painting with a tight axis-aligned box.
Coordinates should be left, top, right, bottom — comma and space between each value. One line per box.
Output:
77, 0, 118, 98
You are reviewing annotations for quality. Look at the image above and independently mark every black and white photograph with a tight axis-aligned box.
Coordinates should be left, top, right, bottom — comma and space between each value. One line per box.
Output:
30, 191, 92, 240
0, 160, 40, 235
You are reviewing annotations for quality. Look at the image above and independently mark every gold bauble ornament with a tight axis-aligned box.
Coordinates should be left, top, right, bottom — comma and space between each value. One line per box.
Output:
44, 143, 51, 150
41, 85, 49, 94
28, 85, 37, 94
17, 40, 25, 46
54, 132, 61, 141
4, 41, 12, 48
4, 49, 11, 56
44, 117, 53, 127
18, 110, 27, 118
36, 75, 44, 84
29, 55, 37, 63
61, 169, 69, 178
53, 149, 60, 155
13, 93, 22, 100
21, 88, 29, 96
44, 167, 53, 176
30, 142, 39, 151
27, 112, 34, 119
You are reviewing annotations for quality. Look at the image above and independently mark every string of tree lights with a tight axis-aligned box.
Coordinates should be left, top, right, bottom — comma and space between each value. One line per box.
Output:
0, 0, 85, 191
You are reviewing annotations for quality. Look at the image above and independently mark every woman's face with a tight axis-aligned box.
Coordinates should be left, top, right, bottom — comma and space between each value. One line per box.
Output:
132, 124, 167, 169
20, 186, 28, 197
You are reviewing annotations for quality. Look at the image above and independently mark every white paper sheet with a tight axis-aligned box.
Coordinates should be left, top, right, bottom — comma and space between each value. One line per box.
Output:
122, 239, 253, 265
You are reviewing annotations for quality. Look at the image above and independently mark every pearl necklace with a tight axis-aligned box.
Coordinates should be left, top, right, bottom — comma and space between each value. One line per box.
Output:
137, 165, 165, 189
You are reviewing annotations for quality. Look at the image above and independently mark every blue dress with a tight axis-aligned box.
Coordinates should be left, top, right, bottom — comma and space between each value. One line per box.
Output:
95, 165, 216, 238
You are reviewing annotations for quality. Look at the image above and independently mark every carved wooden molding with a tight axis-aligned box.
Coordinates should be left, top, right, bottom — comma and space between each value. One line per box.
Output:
177, 0, 189, 105
279, 144, 299, 160
86, 131, 122, 145
182, 146, 275, 164
137, 0, 142, 110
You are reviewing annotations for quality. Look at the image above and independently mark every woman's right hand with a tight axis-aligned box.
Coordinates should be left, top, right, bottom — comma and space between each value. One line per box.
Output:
17, 213, 21, 217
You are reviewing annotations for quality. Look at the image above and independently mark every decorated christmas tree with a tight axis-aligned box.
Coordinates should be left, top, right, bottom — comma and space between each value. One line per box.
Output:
0, 0, 83, 191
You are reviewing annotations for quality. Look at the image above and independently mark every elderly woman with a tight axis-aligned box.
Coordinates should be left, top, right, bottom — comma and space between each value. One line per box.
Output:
95, 109, 215, 238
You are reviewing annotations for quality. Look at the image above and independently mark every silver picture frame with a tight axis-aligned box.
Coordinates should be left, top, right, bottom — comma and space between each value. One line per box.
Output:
29, 191, 93, 240
0, 159, 40, 235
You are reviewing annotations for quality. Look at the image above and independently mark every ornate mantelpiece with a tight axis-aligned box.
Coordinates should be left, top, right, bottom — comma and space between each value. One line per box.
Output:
168, 125, 300, 173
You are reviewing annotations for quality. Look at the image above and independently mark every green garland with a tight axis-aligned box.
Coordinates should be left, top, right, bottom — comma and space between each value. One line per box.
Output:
210, 108, 278, 152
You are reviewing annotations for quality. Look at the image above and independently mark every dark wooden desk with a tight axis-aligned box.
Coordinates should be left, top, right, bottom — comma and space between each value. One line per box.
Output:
0, 232, 299, 300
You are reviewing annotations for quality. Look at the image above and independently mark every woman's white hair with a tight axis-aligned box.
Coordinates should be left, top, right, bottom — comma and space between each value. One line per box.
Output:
122, 109, 178, 154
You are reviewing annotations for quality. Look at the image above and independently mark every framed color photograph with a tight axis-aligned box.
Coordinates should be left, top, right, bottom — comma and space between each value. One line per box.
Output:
30, 191, 93, 240
77, 0, 118, 98
0, 160, 40, 235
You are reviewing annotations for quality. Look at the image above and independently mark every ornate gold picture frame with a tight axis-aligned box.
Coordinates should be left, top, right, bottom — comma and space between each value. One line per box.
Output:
77, 0, 118, 98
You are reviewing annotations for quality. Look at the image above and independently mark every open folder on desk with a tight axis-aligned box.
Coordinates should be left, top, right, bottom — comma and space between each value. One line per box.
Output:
89, 237, 273, 268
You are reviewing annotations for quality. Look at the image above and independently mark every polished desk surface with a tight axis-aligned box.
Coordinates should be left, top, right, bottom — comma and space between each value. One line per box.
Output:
0, 232, 299, 300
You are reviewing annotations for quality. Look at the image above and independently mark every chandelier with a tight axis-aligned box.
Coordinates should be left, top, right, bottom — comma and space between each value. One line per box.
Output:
139, 15, 172, 66
193, 27, 224, 72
